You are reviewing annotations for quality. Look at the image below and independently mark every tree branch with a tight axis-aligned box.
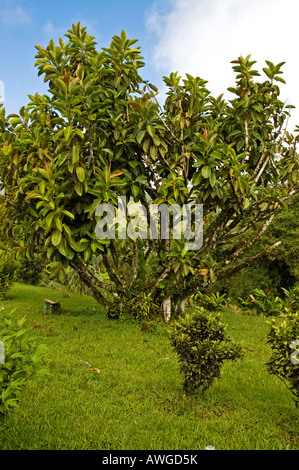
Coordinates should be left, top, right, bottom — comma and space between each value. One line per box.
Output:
216, 241, 282, 281
69, 257, 112, 307
148, 258, 176, 298
219, 211, 277, 267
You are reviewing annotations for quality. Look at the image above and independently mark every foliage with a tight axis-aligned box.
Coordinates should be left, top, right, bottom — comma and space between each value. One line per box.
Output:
128, 292, 160, 321
0, 259, 19, 300
169, 308, 244, 394
282, 285, 299, 312
18, 255, 44, 285
190, 286, 299, 318
0, 24, 298, 321
190, 291, 229, 312
0, 309, 48, 415
261, 194, 299, 283
266, 311, 299, 407
0, 282, 298, 449
236, 288, 283, 317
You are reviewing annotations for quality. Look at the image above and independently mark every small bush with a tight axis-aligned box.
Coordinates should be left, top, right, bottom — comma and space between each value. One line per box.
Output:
169, 307, 244, 395
129, 292, 160, 321
236, 288, 283, 317
18, 256, 44, 285
281, 285, 299, 313
266, 310, 299, 408
190, 291, 229, 312
0, 260, 20, 300
0, 309, 48, 415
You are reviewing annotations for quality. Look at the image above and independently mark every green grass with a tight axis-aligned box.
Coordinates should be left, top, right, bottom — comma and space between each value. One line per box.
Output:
0, 282, 298, 450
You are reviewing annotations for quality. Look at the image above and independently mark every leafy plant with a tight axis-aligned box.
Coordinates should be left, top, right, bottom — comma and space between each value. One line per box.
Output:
281, 286, 299, 312
191, 291, 229, 312
129, 292, 160, 321
0, 260, 20, 300
18, 255, 44, 285
169, 307, 243, 394
0, 25, 298, 322
266, 311, 299, 407
0, 309, 48, 415
237, 288, 283, 316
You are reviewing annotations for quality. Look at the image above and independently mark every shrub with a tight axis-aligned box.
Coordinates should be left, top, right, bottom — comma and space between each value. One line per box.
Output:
236, 288, 283, 317
0, 260, 20, 300
18, 256, 44, 285
281, 286, 299, 313
0, 309, 48, 415
129, 292, 160, 321
190, 291, 229, 312
169, 307, 244, 395
266, 310, 299, 408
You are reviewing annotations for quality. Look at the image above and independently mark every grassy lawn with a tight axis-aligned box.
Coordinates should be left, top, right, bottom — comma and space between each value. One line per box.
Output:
0, 282, 298, 450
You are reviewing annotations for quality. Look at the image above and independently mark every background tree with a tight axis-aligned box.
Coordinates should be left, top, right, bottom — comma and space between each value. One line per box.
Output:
214, 194, 299, 299
0, 24, 298, 321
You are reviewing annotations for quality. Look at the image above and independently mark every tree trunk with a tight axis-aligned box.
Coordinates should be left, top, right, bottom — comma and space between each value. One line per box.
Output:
162, 296, 172, 323
179, 297, 188, 315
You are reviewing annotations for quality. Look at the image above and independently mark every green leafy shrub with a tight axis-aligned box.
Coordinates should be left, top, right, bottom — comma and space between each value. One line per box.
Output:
236, 288, 283, 317
129, 292, 160, 321
266, 311, 299, 408
18, 255, 44, 285
0, 309, 48, 415
281, 286, 299, 313
169, 307, 244, 395
191, 291, 229, 312
0, 260, 20, 300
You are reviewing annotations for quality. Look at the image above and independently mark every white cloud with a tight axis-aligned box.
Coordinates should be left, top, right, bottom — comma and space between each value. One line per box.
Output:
146, 0, 299, 130
0, 0, 31, 26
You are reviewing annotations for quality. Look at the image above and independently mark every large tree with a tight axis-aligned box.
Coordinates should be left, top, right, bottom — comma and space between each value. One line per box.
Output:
0, 23, 298, 321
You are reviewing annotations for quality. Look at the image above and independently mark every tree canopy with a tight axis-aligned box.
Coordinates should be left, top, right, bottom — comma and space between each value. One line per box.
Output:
0, 23, 298, 321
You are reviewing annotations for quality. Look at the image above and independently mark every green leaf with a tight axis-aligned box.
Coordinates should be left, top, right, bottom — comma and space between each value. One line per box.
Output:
149, 83, 158, 93
64, 126, 72, 141
62, 210, 75, 220
37, 168, 49, 180
136, 129, 146, 144
76, 166, 86, 182
57, 151, 70, 166
55, 218, 63, 232
150, 146, 157, 160
259, 202, 268, 211
72, 145, 80, 164
143, 138, 150, 154
209, 172, 216, 187
146, 124, 155, 139
202, 166, 211, 178
243, 198, 250, 210
292, 169, 299, 184
51, 229, 62, 247
37, 148, 44, 159
131, 185, 139, 198
135, 175, 148, 185
45, 212, 54, 229
55, 78, 68, 95
74, 128, 85, 139
75, 181, 83, 196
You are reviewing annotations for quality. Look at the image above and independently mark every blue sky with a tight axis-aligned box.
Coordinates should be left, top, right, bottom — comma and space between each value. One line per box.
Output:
0, 0, 159, 114
1, 0, 299, 131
